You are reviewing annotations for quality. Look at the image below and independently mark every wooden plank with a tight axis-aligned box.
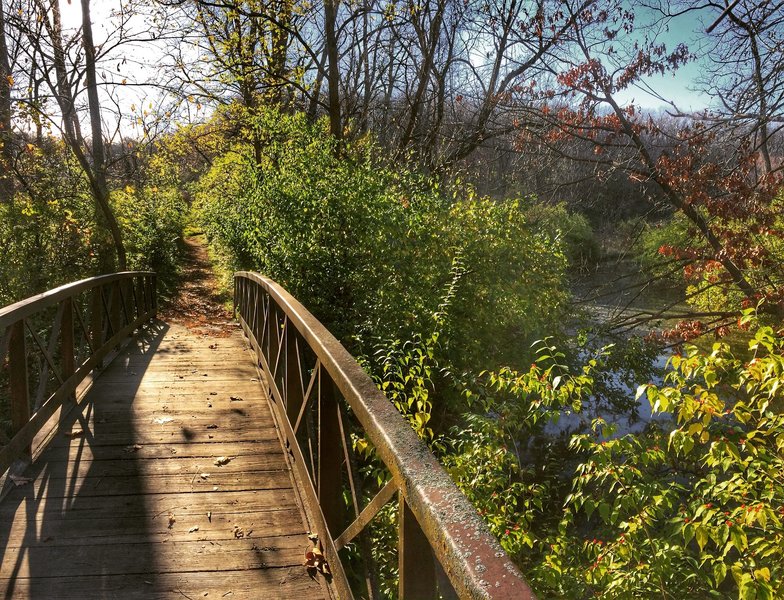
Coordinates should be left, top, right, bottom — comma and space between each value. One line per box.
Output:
0, 533, 311, 579
46, 425, 280, 447
0, 488, 299, 521
61, 411, 271, 430
2, 507, 306, 546
45, 439, 285, 461
18, 454, 288, 480
0, 569, 325, 599
9, 468, 293, 499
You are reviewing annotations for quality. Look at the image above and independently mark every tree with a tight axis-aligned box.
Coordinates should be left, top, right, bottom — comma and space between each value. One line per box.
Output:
0, 0, 14, 205
511, 0, 782, 330
690, 0, 784, 178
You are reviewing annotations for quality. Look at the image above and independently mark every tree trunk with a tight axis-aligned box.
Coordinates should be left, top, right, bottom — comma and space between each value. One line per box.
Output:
324, 0, 341, 143
0, 0, 14, 205
81, 0, 127, 271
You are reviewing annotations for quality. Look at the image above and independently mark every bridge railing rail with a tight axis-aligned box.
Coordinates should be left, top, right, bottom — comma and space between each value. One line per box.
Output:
0, 272, 157, 476
234, 271, 534, 600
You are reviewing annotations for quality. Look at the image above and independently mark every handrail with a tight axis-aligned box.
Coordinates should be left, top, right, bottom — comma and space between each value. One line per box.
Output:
235, 272, 535, 599
0, 272, 157, 476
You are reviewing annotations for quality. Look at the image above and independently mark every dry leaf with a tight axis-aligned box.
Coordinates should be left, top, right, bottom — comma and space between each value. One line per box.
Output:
206, 424, 218, 429
64, 429, 84, 438
124, 444, 142, 453
9, 474, 32, 487
207, 511, 212, 522
229, 396, 242, 402
233, 526, 244, 538
168, 513, 176, 529
189, 526, 200, 533
209, 392, 218, 396
303, 540, 331, 576
200, 473, 210, 480
214, 457, 231, 466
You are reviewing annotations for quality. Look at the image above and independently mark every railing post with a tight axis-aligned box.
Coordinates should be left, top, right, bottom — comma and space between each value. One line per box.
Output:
8, 320, 30, 459
151, 274, 158, 318
319, 376, 344, 536
90, 285, 103, 353
60, 298, 75, 406
285, 327, 303, 424
399, 496, 437, 600
110, 281, 121, 339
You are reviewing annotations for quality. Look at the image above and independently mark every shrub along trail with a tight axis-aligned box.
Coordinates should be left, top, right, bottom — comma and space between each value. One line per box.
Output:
160, 235, 233, 337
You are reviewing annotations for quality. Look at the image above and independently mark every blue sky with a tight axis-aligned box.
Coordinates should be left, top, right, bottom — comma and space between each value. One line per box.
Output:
615, 2, 722, 111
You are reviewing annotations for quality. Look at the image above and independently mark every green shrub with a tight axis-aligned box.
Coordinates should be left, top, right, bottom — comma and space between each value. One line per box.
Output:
114, 185, 187, 279
195, 107, 570, 371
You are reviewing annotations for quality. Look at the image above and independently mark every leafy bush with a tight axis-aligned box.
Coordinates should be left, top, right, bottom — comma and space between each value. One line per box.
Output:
195, 107, 571, 372
113, 185, 186, 279
526, 201, 600, 269
451, 323, 784, 599
0, 141, 99, 304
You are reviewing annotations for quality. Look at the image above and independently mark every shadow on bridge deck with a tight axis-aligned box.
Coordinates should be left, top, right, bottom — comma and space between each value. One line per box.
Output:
0, 321, 327, 599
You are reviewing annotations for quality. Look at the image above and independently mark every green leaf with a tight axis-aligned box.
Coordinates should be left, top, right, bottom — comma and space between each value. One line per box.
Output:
713, 562, 727, 586
598, 502, 610, 523
696, 525, 709, 551
730, 527, 748, 552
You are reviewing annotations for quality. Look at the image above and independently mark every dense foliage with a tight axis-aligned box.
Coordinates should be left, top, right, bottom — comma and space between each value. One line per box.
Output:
0, 138, 186, 307
195, 108, 571, 373
437, 319, 784, 599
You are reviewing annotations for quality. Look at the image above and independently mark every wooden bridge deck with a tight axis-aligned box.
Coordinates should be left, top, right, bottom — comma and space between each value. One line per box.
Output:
0, 322, 327, 599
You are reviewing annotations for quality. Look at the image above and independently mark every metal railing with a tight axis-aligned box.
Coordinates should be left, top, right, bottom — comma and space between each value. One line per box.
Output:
0, 272, 157, 475
234, 272, 535, 599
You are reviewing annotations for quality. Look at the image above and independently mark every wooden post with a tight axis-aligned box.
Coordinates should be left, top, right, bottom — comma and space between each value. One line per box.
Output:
139, 277, 148, 317
8, 320, 30, 458
60, 298, 75, 405
151, 274, 157, 318
285, 326, 303, 424
399, 497, 437, 599
90, 285, 103, 353
110, 281, 121, 341
318, 376, 344, 536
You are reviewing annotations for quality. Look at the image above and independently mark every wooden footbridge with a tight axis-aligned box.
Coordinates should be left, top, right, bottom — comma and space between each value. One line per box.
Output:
0, 271, 534, 599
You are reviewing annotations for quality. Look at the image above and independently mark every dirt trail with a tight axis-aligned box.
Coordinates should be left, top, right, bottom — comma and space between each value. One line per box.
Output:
160, 236, 234, 336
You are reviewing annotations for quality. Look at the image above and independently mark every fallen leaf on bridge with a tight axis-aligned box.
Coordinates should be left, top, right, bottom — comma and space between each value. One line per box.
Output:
303, 535, 331, 576
214, 456, 232, 466
63, 429, 84, 438
168, 513, 176, 529
124, 444, 142, 453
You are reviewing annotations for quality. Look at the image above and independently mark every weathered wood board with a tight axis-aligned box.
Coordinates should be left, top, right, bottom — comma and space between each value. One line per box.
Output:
0, 323, 328, 599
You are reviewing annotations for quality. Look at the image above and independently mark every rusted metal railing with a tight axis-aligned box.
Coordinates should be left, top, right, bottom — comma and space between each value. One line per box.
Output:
234, 272, 535, 599
0, 272, 157, 476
